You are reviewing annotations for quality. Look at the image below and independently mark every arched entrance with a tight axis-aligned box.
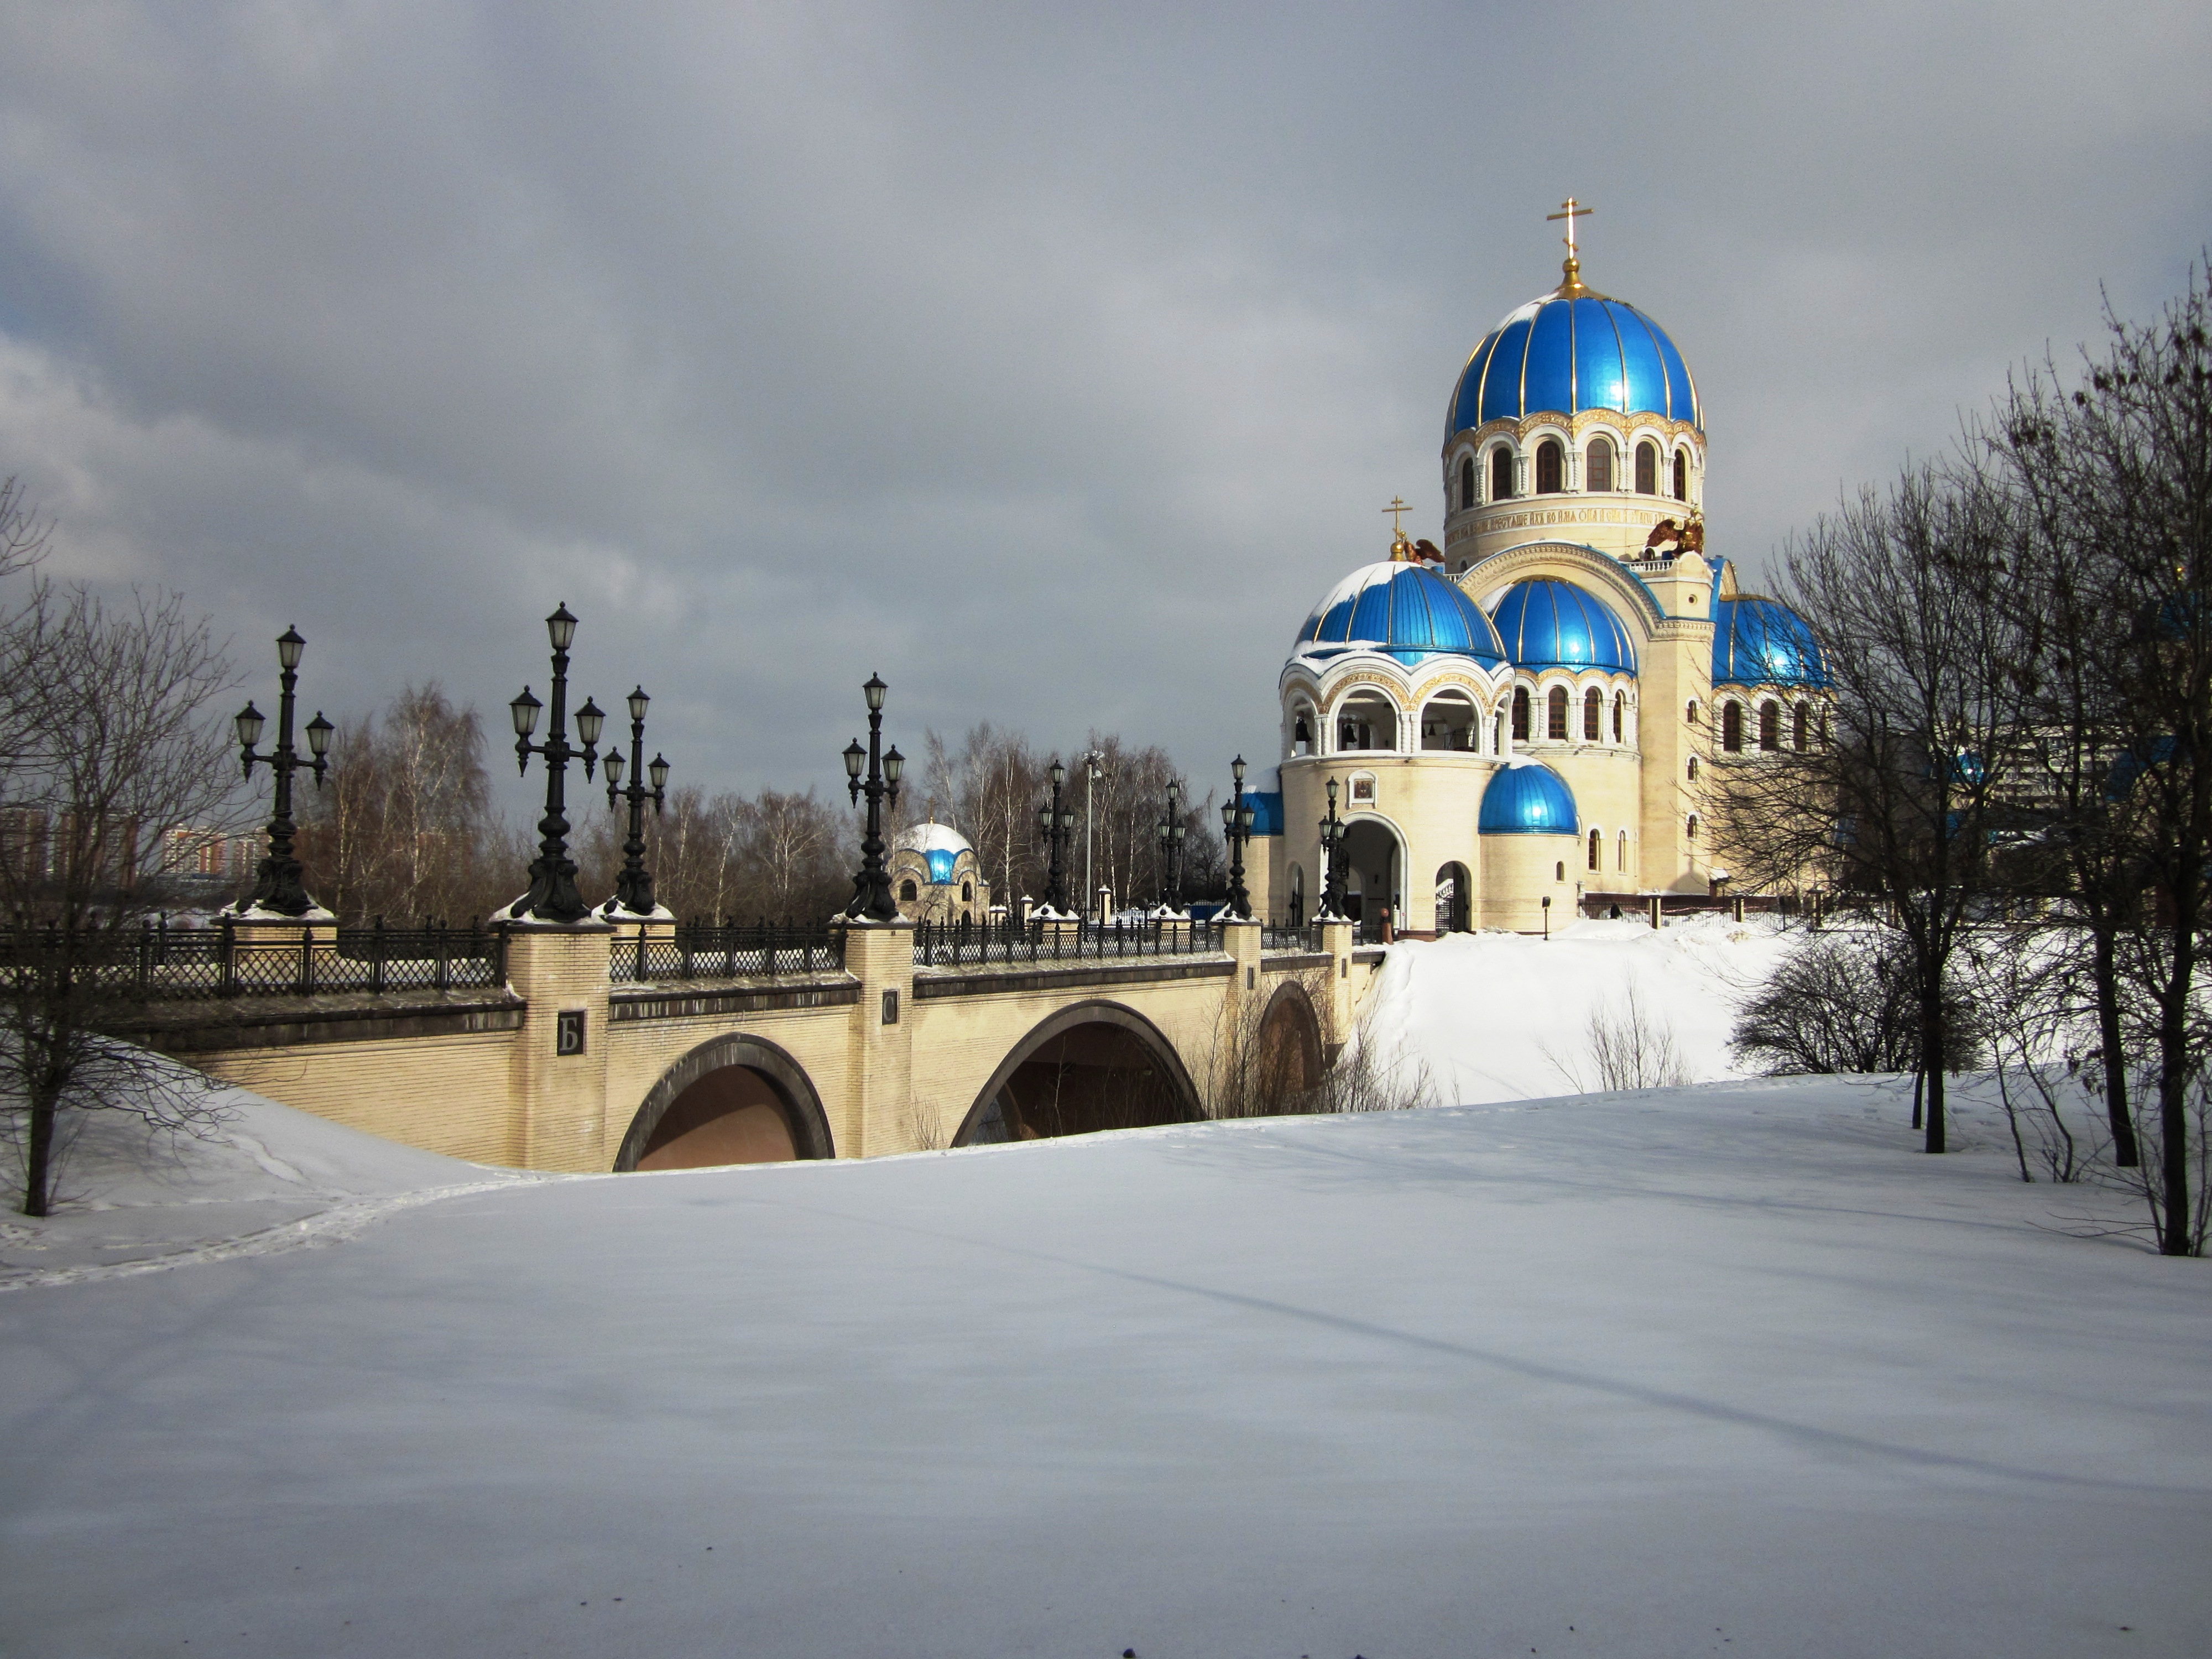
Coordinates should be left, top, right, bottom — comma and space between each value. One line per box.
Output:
1434, 861, 1472, 933
954, 1001, 1203, 1145
1342, 813, 1405, 940
615, 1034, 834, 1171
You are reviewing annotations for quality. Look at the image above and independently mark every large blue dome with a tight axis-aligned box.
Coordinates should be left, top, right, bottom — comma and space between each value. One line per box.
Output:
1479, 761, 1578, 835
1713, 597, 1828, 688
1294, 561, 1509, 669
1489, 579, 1637, 675
1448, 286, 1700, 439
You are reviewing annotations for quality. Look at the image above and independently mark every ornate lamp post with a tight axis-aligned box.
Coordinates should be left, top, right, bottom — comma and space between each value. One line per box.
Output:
1035, 759, 1074, 913
1317, 775, 1348, 920
507, 603, 604, 924
1220, 754, 1255, 920
602, 685, 670, 917
232, 626, 335, 917
842, 674, 905, 922
1154, 779, 1186, 912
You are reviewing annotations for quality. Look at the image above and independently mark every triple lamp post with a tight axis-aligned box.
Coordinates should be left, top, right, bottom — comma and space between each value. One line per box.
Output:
1220, 754, 1254, 921
1317, 775, 1349, 921
231, 627, 335, 919
1154, 779, 1186, 912
842, 674, 905, 922
1036, 760, 1075, 914
507, 604, 607, 925
603, 686, 670, 918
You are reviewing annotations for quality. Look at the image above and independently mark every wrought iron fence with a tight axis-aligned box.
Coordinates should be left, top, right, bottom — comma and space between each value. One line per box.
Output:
1260, 920, 1324, 953
608, 920, 847, 984
0, 917, 508, 1000
913, 915, 1226, 969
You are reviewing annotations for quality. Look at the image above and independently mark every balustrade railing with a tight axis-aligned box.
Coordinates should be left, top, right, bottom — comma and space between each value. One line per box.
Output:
0, 916, 507, 1001
913, 915, 1226, 970
1259, 920, 1324, 953
608, 920, 847, 984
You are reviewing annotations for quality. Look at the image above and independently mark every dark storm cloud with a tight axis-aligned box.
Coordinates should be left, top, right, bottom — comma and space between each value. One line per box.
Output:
0, 2, 2206, 811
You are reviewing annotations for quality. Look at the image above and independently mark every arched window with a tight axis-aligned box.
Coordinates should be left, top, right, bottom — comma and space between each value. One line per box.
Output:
1512, 686, 1530, 740
1292, 714, 1311, 754
1673, 450, 1689, 500
1556, 861, 1566, 882
1491, 446, 1514, 502
1583, 687, 1601, 740
1547, 685, 1569, 739
1459, 456, 1477, 512
1686, 755, 1699, 781
1588, 828, 1602, 870
1587, 436, 1615, 492
1535, 439, 1564, 494
1686, 813, 1699, 842
1686, 698, 1700, 725
1636, 440, 1658, 495
899, 879, 918, 901
962, 880, 974, 901
1759, 701, 1780, 752
1722, 702, 1744, 753
1612, 691, 1625, 743
1618, 830, 1630, 871
1793, 702, 1811, 752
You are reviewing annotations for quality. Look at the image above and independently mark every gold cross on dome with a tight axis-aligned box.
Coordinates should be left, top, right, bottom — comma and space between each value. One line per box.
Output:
1383, 496, 1410, 536
1547, 197, 1593, 260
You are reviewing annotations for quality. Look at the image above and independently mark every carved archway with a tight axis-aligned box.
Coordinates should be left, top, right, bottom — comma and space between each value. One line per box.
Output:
952, 1000, 1203, 1146
615, 1032, 834, 1170
1256, 978, 1326, 1099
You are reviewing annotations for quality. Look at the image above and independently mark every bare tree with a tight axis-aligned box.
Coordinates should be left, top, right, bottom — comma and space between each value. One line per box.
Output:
297, 684, 504, 923
0, 568, 240, 1216
1984, 263, 2212, 1253
1711, 458, 2023, 1154
1730, 928, 1980, 1078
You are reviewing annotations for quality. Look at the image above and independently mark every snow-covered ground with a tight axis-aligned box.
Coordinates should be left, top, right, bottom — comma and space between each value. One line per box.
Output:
3, 1056, 2208, 1656
1358, 913, 1797, 1103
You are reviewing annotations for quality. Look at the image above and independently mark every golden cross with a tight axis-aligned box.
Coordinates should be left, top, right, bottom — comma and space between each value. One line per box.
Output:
1546, 197, 1593, 261
1383, 496, 1410, 537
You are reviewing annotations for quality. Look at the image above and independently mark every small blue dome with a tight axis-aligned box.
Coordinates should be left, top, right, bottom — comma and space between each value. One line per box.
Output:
1448, 284, 1700, 439
1489, 579, 1637, 675
1295, 561, 1509, 669
1479, 761, 1579, 835
1713, 597, 1828, 688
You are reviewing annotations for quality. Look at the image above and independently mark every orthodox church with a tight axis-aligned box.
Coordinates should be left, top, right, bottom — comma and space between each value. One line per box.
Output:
1248, 206, 1828, 933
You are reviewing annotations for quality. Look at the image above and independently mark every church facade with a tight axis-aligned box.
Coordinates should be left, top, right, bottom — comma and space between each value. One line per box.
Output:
1250, 228, 1829, 933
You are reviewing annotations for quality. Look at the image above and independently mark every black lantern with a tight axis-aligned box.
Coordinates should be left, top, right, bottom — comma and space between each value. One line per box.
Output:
843, 674, 903, 922
602, 685, 671, 918
231, 626, 332, 917
509, 602, 602, 922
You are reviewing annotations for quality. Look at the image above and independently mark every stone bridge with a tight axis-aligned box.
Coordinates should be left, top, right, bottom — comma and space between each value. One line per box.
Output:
127, 919, 1386, 1172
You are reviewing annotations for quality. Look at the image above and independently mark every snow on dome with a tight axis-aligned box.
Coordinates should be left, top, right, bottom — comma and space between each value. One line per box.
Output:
1292, 561, 1509, 670
895, 820, 973, 885
1489, 578, 1638, 675
1478, 759, 1579, 835
1447, 279, 1700, 439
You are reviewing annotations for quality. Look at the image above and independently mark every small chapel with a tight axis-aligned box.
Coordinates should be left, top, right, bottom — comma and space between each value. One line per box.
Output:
1243, 204, 1829, 934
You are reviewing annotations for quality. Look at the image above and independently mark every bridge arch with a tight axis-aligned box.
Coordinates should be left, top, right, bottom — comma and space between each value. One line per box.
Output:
615, 1032, 834, 1171
953, 1000, 1203, 1146
1256, 978, 1326, 1100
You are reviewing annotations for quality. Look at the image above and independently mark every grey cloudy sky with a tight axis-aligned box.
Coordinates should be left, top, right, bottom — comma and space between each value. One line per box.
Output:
1, 3, 2208, 815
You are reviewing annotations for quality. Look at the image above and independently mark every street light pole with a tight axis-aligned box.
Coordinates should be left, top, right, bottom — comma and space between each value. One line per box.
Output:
602, 685, 670, 917
1154, 779, 1186, 913
842, 674, 905, 922
232, 627, 334, 917
1317, 775, 1347, 920
1083, 750, 1103, 920
1220, 754, 1254, 920
1035, 760, 1073, 913
508, 603, 604, 924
